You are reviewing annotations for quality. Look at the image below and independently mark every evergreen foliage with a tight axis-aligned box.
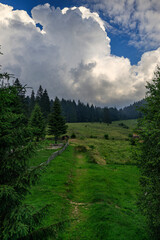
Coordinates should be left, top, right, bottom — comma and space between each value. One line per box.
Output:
30, 90, 35, 114
29, 104, 46, 141
36, 85, 43, 109
0, 82, 45, 239
136, 67, 160, 239
13, 78, 30, 118
48, 97, 67, 143
10, 83, 145, 124
103, 107, 112, 124
41, 89, 50, 119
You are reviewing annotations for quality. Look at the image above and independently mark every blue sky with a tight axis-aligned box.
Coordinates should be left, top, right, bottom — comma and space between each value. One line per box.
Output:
0, 0, 160, 107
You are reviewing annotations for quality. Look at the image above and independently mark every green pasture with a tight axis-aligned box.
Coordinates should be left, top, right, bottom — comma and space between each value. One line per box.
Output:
25, 120, 148, 239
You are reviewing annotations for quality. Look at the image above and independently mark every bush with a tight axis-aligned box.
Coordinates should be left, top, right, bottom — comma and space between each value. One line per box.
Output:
90, 135, 97, 139
71, 132, 76, 139
130, 138, 136, 146
128, 133, 133, 138
118, 123, 129, 129
89, 145, 95, 150
104, 134, 109, 140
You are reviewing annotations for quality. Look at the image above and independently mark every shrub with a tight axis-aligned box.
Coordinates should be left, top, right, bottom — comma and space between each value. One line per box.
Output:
90, 135, 97, 139
71, 132, 76, 139
128, 133, 133, 138
118, 122, 129, 129
104, 134, 109, 140
89, 145, 95, 150
130, 138, 136, 146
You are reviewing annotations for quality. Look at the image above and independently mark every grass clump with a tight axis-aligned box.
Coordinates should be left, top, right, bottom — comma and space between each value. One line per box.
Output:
75, 145, 87, 152
87, 151, 97, 164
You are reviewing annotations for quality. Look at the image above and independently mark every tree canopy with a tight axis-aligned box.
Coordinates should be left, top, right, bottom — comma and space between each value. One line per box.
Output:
0, 67, 47, 239
48, 97, 67, 143
136, 67, 160, 239
29, 104, 45, 141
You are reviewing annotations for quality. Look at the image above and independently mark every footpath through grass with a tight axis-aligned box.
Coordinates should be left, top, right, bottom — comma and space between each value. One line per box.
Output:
60, 151, 148, 240
25, 120, 149, 239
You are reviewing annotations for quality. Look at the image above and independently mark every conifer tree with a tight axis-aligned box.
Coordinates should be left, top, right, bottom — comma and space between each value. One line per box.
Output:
13, 78, 29, 117
103, 107, 112, 124
30, 89, 35, 114
0, 49, 57, 239
0, 82, 46, 239
29, 104, 45, 141
41, 89, 50, 119
36, 85, 43, 108
136, 67, 160, 239
48, 97, 67, 143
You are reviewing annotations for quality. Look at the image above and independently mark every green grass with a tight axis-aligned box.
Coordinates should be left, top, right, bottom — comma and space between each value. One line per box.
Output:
60, 151, 148, 240
25, 145, 75, 238
67, 120, 137, 140
25, 120, 148, 239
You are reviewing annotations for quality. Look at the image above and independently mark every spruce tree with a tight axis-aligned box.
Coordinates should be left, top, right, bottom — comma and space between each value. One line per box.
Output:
0, 82, 46, 239
103, 107, 112, 124
41, 89, 50, 119
13, 78, 29, 118
36, 85, 43, 109
48, 97, 67, 144
29, 104, 45, 141
0, 49, 57, 239
30, 90, 35, 115
136, 67, 160, 239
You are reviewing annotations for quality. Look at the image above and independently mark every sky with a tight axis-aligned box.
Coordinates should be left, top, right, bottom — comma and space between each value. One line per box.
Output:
0, 0, 160, 107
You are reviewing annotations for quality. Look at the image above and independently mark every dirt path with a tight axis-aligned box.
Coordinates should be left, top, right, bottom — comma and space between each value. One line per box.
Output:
61, 152, 90, 239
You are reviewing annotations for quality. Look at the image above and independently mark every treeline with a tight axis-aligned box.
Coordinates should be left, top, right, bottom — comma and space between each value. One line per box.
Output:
16, 79, 144, 123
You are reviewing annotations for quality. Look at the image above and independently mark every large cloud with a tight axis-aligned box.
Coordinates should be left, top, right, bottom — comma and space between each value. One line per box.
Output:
0, 3, 160, 107
82, 0, 160, 50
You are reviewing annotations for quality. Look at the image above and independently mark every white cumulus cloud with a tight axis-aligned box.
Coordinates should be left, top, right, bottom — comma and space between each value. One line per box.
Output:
0, 3, 160, 107
82, 0, 160, 50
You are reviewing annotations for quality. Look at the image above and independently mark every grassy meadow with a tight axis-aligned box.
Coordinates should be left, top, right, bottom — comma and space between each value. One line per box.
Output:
25, 120, 149, 239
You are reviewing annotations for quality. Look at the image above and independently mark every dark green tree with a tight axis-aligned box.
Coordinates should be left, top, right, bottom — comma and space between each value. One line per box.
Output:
36, 85, 43, 108
29, 89, 35, 115
48, 97, 67, 143
0, 49, 58, 239
0, 81, 46, 239
136, 67, 160, 239
41, 89, 50, 119
13, 78, 30, 117
103, 107, 112, 124
29, 104, 45, 141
